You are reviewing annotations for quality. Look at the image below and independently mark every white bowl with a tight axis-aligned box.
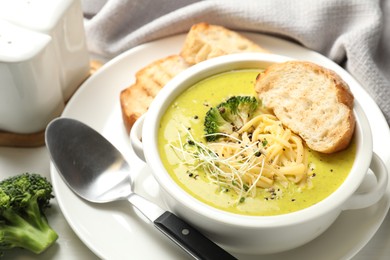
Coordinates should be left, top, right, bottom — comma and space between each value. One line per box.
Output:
132, 53, 388, 254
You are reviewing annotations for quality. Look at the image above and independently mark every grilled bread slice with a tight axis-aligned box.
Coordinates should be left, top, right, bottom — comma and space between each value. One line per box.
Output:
120, 84, 155, 133
120, 23, 268, 133
120, 55, 189, 133
180, 22, 268, 65
255, 61, 355, 153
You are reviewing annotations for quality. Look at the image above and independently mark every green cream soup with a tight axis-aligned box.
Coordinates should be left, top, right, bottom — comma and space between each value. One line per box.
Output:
158, 70, 356, 216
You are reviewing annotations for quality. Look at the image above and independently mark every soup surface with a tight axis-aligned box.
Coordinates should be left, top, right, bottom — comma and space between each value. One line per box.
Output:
158, 70, 355, 216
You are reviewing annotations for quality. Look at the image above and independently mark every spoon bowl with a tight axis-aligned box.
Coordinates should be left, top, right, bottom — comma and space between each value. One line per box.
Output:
46, 117, 132, 203
45, 117, 237, 260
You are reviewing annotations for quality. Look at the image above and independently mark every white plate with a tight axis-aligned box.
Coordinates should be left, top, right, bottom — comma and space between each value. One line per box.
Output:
51, 33, 390, 260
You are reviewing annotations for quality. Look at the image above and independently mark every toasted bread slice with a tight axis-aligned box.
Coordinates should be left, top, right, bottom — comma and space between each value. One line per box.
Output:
255, 61, 355, 153
120, 84, 154, 133
120, 23, 268, 134
120, 55, 189, 133
135, 55, 190, 97
180, 23, 268, 65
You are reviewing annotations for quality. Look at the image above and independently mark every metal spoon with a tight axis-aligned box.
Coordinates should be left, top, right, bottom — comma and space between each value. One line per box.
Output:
45, 117, 236, 260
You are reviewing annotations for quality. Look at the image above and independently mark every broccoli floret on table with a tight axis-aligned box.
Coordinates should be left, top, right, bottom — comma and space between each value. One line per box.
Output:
0, 173, 58, 255
204, 96, 259, 141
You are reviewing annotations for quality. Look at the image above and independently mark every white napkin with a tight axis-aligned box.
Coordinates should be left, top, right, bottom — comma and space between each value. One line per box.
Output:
82, 0, 390, 125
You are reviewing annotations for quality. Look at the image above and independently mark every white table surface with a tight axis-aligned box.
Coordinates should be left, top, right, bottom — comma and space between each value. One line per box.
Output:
2, 44, 390, 259
1, 145, 390, 260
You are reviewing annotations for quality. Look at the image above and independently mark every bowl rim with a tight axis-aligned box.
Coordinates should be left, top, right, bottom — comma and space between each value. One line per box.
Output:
142, 53, 373, 228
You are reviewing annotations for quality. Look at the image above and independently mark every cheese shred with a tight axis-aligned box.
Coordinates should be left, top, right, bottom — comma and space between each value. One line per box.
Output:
171, 114, 310, 203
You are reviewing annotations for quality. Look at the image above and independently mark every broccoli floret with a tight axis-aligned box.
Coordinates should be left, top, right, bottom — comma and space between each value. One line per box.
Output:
204, 107, 234, 141
217, 97, 239, 123
235, 96, 259, 123
204, 96, 259, 141
0, 173, 58, 255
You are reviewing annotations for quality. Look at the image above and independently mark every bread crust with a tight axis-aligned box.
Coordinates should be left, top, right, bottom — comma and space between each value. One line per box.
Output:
180, 22, 268, 65
255, 61, 355, 153
120, 55, 189, 133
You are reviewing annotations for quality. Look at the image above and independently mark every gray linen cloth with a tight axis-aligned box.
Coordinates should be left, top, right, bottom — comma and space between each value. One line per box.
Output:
82, 0, 390, 125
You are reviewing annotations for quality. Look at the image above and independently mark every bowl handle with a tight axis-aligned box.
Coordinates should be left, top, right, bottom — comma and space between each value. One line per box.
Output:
342, 152, 388, 210
130, 115, 146, 162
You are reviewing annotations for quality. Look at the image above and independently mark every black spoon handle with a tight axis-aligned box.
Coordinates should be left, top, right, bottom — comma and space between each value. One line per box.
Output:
154, 212, 237, 260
